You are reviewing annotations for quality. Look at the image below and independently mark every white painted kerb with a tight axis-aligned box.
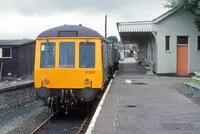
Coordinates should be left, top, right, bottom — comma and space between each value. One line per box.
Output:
85, 71, 117, 134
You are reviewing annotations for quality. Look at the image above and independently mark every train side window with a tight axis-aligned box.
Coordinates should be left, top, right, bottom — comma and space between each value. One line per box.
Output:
59, 42, 75, 68
79, 42, 95, 68
40, 42, 55, 68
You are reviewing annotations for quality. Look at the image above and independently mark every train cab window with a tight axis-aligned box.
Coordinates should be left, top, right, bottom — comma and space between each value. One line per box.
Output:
40, 42, 55, 68
59, 42, 75, 68
79, 42, 95, 68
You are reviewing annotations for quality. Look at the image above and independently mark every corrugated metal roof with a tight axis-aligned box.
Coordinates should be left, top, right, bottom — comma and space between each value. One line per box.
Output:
117, 21, 157, 32
117, 8, 178, 33
0, 39, 35, 46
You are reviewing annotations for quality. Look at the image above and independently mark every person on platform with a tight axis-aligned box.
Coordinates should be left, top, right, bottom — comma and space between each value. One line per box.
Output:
114, 50, 120, 71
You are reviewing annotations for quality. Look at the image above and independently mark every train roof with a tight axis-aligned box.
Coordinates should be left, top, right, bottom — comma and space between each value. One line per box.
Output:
37, 25, 110, 42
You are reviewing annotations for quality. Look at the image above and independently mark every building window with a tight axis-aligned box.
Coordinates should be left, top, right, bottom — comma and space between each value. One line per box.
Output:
59, 42, 75, 68
165, 36, 170, 51
198, 36, 200, 51
177, 36, 188, 44
0, 48, 12, 58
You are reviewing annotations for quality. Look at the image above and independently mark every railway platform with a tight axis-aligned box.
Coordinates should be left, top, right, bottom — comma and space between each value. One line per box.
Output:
0, 79, 33, 93
87, 62, 200, 134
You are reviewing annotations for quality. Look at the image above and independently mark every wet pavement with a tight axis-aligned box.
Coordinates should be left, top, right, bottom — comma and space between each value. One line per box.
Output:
91, 63, 200, 134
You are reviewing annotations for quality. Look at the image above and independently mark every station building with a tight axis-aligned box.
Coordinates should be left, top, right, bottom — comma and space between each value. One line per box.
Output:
117, 8, 200, 76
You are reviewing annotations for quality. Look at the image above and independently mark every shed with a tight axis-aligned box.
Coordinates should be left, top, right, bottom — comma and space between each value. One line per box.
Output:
0, 39, 35, 79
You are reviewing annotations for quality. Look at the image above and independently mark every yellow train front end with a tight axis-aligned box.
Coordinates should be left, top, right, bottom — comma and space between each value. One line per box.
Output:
34, 38, 103, 90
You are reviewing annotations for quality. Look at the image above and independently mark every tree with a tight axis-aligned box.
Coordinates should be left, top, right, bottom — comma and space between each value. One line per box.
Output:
107, 36, 118, 44
165, 0, 200, 31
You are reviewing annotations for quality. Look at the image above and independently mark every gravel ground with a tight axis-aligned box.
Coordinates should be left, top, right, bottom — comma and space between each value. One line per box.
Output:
0, 82, 50, 134
0, 86, 36, 114
2, 101, 50, 134
0, 100, 50, 134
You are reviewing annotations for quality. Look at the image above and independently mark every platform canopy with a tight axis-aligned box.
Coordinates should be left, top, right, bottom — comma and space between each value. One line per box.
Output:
116, 21, 157, 44
116, 8, 177, 44
117, 21, 156, 33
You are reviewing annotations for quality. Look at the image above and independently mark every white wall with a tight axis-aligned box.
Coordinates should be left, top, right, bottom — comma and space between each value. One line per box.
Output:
151, 35, 157, 72
156, 11, 200, 74
119, 50, 124, 60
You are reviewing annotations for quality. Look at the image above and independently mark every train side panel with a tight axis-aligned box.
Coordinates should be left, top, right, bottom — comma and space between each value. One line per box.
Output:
102, 40, 110, 85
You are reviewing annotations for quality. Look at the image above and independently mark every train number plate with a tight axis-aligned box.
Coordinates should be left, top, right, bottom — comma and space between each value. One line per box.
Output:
85, 70, 95, 74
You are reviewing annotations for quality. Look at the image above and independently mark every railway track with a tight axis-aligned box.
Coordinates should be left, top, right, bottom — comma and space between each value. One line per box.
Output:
76, 116, 89, 134
30, 112, 86, 134
30, 77, 112, 134
29, 109, 94, 134
30, 113, 54, 134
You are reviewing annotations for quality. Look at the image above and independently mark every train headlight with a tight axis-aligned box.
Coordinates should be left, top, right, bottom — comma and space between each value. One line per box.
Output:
84, 78, 90, 84
44, 78, 49, 84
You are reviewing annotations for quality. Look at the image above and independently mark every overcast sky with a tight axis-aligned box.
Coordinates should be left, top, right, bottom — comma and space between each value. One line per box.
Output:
0, 0, 170, 40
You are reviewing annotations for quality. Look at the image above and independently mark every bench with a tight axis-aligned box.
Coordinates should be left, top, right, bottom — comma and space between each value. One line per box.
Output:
183, 72, 200, 98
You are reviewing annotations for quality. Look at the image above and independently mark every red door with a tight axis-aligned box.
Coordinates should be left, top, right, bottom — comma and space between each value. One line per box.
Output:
177, 45, 188, 76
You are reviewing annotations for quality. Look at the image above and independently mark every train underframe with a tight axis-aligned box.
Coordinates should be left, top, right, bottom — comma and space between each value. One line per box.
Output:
36, 87, 104, 114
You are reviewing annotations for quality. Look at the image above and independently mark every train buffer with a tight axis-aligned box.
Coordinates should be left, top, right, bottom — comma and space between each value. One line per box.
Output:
183, 71, 200, 98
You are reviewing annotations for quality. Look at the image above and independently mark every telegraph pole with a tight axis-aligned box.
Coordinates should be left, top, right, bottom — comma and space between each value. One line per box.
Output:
105, 15, 107, 38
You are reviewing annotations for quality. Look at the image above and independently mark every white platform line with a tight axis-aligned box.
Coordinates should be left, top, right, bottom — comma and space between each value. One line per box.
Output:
85, 71, 117, 134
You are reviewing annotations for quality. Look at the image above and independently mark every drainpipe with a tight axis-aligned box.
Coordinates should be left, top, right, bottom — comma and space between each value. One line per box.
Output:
124, 44, 125, 56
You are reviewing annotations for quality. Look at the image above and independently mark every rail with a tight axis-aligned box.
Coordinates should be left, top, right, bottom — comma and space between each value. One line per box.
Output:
76, 116, 90, 134
30, 113, 54, 134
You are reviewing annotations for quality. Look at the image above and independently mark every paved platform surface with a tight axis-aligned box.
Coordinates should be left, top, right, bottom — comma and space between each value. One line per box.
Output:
119, 57, 136, 64
92, 63, 200, 134
0, 79, 33, 93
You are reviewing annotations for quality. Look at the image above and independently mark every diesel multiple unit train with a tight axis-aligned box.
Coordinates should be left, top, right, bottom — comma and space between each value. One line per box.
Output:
34, 24, 120, 113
